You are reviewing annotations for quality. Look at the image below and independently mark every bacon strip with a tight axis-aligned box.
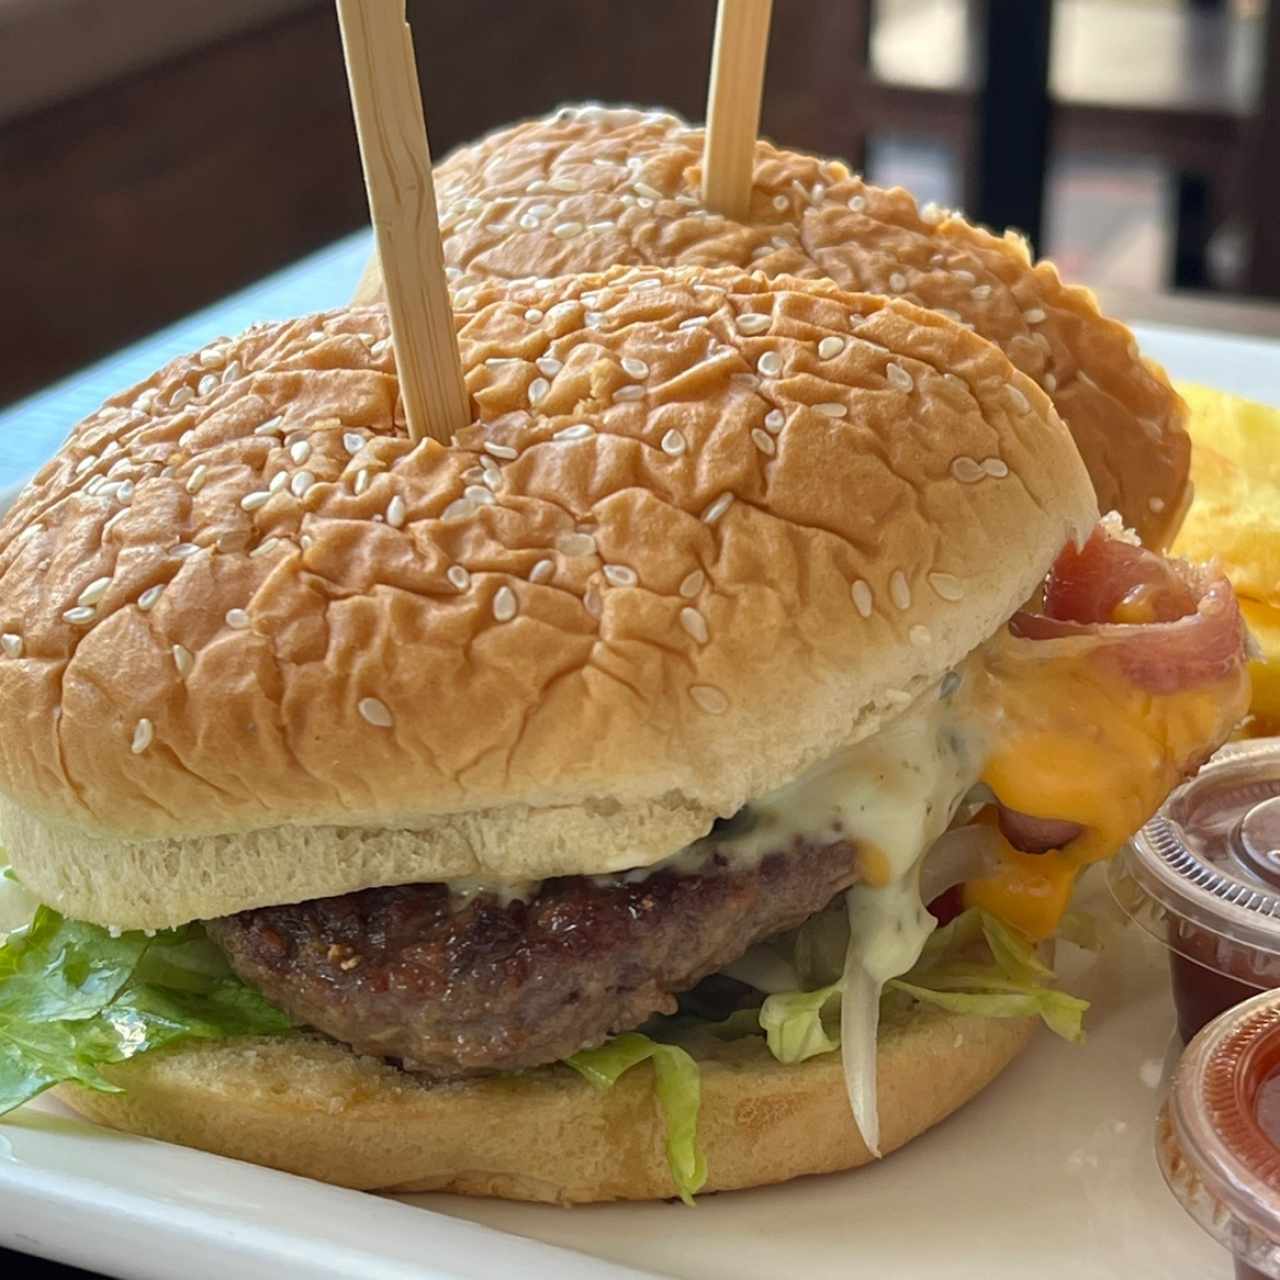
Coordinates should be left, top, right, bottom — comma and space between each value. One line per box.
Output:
1009, 526, 1247, 695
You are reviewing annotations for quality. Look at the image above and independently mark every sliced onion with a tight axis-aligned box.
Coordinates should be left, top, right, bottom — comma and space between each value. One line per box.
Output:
918, 823, 1006, 904
841, 918, 884, 1158
720, 944, 801, 995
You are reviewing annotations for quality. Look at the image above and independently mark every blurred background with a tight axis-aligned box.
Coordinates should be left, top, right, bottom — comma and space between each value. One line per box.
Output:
1, 0, 1276, 407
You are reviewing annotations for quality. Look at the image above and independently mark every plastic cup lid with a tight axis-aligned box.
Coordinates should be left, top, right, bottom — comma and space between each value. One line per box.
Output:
1159, 988, 1280, 1274
1109, 739, 1280, 963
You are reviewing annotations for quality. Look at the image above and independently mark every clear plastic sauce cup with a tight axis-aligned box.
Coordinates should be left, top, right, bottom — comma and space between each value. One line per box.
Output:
1109, 740, 1280, 1042
1159, 989, 1280, 1279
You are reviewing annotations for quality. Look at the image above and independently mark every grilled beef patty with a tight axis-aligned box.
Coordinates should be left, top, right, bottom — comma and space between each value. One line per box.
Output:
206, 840, 859, 1078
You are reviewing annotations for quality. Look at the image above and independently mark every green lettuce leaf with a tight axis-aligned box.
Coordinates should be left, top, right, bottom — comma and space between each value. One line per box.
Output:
758, 982, 841, 1063
0, 903, 292, 1116
567, 1032, 707, 1205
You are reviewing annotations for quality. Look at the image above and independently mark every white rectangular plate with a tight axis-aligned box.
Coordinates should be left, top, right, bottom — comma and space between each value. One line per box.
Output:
2, 320, 1277, 1280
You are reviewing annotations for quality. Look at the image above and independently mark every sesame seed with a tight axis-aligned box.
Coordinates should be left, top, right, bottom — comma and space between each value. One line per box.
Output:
118, 480, 136, 504
951, 456, 985, 483
757, 351, 783, 377
172, 644, 193, 678
702, 492, 734, 524
622, 356, 650, 379
848, 194, 867, 212
170, 386, 194, 408
588, 220, 616, 232
1149, 496, 1166, 512
290, 471, 315, 498
519, 214, 540, 231
300, 534, 315, 551
661, 429, 687, 456
386, 495, 407, 528
851, 580, 874, 618
971, 284, 992, 300
1, 634, 22, 658
137, 585, 164, 611
185, 465, 208, 495
197, 373, 219, 397
84, 476, 105, 496
689, 684, 729, 715
928, 572, 965, 602
680, 607, 709, 644
889, 570, 912, 611
342, 432, 365, 456
171, 542, 200, 559
222, 361, 242, 383
463, 485, 495, 506
440, 565, 469, 593
290, 440, 312, 465
889, 272, 907, 293
241, 490, 271, 512
535, 357, 563, 379
954, 270, 977, 286
1007, 385, 1031, 414
737, 313, 771, 336
585, 312, 605, 329
269, 471, 289, 494
225, 608, 250, 630
493, 585, 518, 622
442, 497, 476, 521
250, 538, 285, 558
553, 221, 584, 239
818, 336, 846, 360
529, 558, 554, 585
354, 469, 370, 496
584, 588, 603, 619
358, 697, 394, 728
74, 454, 97, 476
920, 202, 944, 225
524, 308, 545, 324
936, 308, 963, 323
764, 409, 785, 433
886, 363, 914, 392
678, 316, 709, 330
306, 331, 326, 345
671, 573, 703, 606
814, 402, 848, 418
78, 577, 112, 607
603, 564, 637, 588
751, 428, 776, 456
254, 416, 285, 436
484, 441, 519, 461
199, 347, 226, 369
613, 385, 645, 404
772, 194, 789, 211
527, 203, 554, 218
1044, 372, 1057, 393
63, 606, 95, 626
981, 457, 1009, 478
108, 458, 133, 478
1024, 308, 1047, 324
528, 377, 550, 405
910, 624, 931, 647
557, 531, 597, 557
131, 719, 154, 754
634, 181, 663, 200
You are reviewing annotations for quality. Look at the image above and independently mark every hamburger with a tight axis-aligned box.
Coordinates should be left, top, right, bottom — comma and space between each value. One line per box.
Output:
356, 105, 1192, 549
0, 263, 1250, 1203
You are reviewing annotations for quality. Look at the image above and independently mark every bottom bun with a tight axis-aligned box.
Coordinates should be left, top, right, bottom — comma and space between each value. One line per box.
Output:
59, 1005, 1035, 1203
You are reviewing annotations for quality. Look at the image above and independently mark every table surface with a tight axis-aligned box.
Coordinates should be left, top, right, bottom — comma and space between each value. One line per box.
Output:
1, 233, 1278, 1280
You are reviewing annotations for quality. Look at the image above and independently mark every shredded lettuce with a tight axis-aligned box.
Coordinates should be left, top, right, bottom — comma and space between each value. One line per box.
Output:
0, 897, 292, 1116
566, 1032, 707, 1205
759, 982, 841, 1064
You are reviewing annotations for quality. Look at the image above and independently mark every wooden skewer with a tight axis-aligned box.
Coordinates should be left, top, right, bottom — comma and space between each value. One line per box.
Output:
701, 0, 774, 220
336, 0, 469, 446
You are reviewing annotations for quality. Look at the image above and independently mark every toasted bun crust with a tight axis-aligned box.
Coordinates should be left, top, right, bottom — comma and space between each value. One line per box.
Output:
0, 264, 1094, 927
57, 1006, 1036, 1203
356, 105, 1187, 547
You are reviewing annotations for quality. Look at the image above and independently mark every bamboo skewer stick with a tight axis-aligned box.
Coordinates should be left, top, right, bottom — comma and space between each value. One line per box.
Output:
701, 0, 774, 220
336, 0, 469, 446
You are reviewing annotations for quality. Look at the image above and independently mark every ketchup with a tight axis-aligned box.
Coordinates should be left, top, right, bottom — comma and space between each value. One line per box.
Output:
1159, 991, 1280, 1279
1109, 740, 1280, 1041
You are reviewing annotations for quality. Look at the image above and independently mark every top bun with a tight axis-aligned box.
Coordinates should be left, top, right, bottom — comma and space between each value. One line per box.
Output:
356, 105, 1185, 547
0, 265, 1094, 928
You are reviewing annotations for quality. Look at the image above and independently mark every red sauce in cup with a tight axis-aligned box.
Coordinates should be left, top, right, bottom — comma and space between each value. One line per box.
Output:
1109, 740, 1280, 1041
1159, 990, 1280, 1278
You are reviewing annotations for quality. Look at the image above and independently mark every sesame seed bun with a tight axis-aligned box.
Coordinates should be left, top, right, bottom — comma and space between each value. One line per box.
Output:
356, 104, 1186, 547
0, 264, 1094, 929
57, 1003, 1036, 1203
